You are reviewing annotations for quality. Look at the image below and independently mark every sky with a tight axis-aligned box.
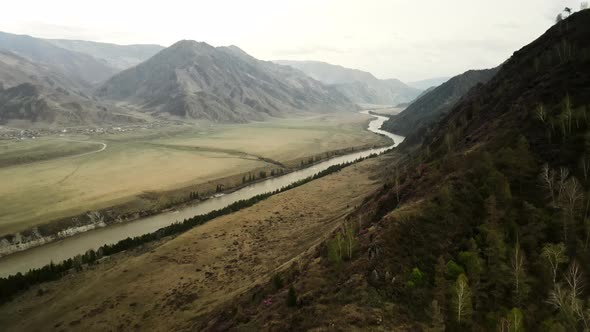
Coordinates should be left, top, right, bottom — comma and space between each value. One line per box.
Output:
0, 0, 584, 82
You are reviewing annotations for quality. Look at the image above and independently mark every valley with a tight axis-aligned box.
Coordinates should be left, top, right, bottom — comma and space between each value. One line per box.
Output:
0, 153, 395, 331
1, 4, 589, 331
0, 112, 388, 239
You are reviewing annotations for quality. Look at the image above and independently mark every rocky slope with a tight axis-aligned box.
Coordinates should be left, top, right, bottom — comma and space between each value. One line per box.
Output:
98, 42, 354, 122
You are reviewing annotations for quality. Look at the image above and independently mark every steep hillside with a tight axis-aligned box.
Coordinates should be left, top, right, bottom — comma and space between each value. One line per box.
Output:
47, 39, 164, 70
98, 42, 353, 122
382, 67, 498, 141
274, 60, 421, 105
199, 9, 590, 332
0, 31, 117, 87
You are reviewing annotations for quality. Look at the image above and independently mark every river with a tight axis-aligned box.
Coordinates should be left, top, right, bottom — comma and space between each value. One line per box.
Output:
0, 111, 404, 277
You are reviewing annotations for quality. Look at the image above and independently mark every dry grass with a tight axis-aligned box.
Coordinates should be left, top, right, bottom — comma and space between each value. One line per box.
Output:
0, 112, 387, 235
0, 157, 384, 331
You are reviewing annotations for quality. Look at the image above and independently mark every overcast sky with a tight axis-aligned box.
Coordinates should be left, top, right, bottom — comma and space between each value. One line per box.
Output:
0, 0, 583, 81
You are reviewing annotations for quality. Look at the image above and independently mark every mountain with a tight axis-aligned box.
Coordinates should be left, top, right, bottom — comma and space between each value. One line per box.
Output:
382, 67, 498, 141
274, 60, 421, 106
0, 31, 118, 87
407, 76, 450, 90
0, 51, 85, 92
47, 39, 164, 70
0, 51, 140, 126
199, 9, 590, 331
98, 42, 354, 122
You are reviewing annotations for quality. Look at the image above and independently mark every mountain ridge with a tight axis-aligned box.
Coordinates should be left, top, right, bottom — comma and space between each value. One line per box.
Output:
98, 40, 354, 122
274, 60, 421, 106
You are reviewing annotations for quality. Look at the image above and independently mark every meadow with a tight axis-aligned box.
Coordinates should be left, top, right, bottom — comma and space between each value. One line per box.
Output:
0, 112, 388, 235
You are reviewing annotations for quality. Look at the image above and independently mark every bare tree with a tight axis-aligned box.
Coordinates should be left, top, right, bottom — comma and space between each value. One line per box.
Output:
541, 243, 568, 286
536, 104, 547, 123
452, 274, 472, 323
562, 177, 583, 241
548, 261, 587, 328
511, 242, 527, 305
565, 261, 584, 303
540, 164, 556, 205
557, 167, 570, 206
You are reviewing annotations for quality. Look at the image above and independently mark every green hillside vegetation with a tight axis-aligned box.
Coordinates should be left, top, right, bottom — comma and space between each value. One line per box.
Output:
199, 9, 590, 331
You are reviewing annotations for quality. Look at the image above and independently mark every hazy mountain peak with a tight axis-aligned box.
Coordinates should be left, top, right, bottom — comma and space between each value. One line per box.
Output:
275, 59, 421, 105
97, 41, 352, 122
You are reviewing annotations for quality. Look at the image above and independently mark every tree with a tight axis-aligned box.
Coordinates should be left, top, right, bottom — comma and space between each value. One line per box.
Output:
547, 262, 586, 329
458, 250, 484, 311
557, 167, 570, 205
429, 299, 445, 332
556, 13, 563, 23
506, 308, 525, 332
343, 222, 356, 260
561, 177, 582, 243
564, 261, 584, 303
451, 274, 473, 324
287, 286, 297, 307
511, 242, 528, 306
541, 243, 568, 286
433, 256, 448, 314
580, 156, 590, 182
540, 164, 556, 206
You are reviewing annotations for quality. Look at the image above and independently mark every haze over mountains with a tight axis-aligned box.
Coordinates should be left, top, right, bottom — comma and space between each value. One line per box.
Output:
275, 60, 422, 106
0, 31, 383, 126
47, 39, 164, 71
97, 41, 354, 122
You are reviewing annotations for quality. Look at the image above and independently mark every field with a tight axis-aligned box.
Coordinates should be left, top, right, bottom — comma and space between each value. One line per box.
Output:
0, 112, 389, 235
0, 155, 386, 331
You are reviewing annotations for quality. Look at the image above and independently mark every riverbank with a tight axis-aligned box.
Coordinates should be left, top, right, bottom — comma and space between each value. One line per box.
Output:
0, 153, 392, 331
0, 141, 385, 259
0, 112, 403, 279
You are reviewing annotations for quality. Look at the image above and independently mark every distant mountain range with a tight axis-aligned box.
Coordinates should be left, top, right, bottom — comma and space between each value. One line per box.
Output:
47, 39, 164, 71
0, 31, 119, 89
0, 30, 460, 127
274, 60, 422, 106
382, 67, 498, 141
97, 41, 353, 122
0, 32, 357, 125
0, 51, 143, 126
406, 77, 450, 90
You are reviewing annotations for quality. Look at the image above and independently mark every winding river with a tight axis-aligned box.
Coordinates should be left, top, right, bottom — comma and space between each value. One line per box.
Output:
0, 111, 404, 277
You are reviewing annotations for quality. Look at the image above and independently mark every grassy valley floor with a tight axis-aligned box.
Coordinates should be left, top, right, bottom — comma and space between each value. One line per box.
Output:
0, 156, 387, 331
0, 112, 388, 236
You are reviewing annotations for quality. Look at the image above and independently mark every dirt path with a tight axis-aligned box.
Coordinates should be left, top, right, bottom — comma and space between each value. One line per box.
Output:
0, 157, 385, 332
55, 138, 108, 158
